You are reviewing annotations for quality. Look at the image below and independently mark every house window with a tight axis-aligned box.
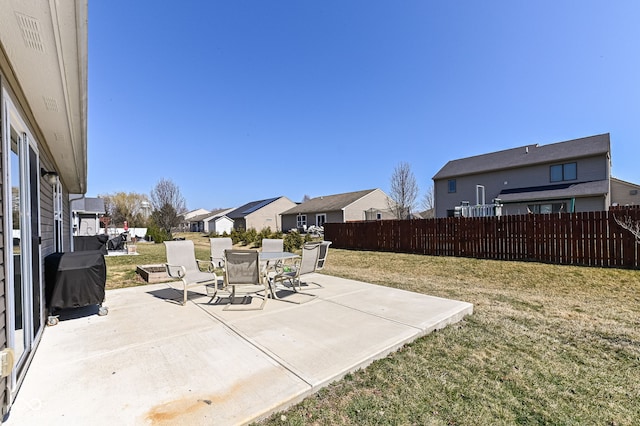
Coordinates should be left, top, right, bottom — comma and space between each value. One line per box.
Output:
376, 212, 382, 220
527, 202, 568, 214
448, 179, 456, 193
316, 214, 326, 227
550, 162, 577, 182
296, 214, 306, 229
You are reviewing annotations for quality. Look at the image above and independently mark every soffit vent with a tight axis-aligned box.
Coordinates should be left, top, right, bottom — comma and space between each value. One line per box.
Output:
15, 12, 45, 53
54, 132, 66, 142
43, 96, 59, 112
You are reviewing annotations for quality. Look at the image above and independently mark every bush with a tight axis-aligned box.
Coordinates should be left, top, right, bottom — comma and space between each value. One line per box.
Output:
284, 231, 304, 252
146, 222, 171, 243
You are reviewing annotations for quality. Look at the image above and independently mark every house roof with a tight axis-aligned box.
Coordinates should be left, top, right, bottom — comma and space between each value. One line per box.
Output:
498, 180, 609, 203
227, 197, 282, 219
433, 134, 610, 180
0, 1, 88, 193
281, 189, 379, 215
188, 208, 233, 223
611, 177, 640, 189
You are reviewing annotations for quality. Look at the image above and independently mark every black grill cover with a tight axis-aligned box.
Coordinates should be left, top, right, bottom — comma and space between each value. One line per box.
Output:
45, 251, 107, 310
74, 234, 109, 254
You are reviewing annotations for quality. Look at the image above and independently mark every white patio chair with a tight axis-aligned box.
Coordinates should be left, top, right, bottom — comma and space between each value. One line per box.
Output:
261, 238, 285, 272
221, 249, 269, 310
210, 237, 233, 269
261, 238, 283, 252
271, 242, 321, 303
164, 240, 218, 305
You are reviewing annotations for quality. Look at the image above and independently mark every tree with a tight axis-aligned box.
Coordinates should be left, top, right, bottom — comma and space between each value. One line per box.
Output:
100, 192, 150, 227
614, 214, 640, 245
388, 162, 419, 219
420, 184, 435, 219
150, 178, 186, 234
302, 194, 311, 203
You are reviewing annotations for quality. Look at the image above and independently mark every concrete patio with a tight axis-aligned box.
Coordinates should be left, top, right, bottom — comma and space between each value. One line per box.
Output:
3, 273, 473, 425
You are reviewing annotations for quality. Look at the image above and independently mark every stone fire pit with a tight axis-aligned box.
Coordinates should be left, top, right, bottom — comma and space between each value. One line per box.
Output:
136, 264, 169, 283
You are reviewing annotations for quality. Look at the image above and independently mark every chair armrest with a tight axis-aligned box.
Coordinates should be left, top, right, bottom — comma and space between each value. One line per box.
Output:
165, 263, 186, 279
196, 259, 214, 273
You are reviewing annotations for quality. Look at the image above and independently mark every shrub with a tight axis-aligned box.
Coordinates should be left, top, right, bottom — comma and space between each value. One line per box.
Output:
284, 231, 303, 252
146, 222, 171, 243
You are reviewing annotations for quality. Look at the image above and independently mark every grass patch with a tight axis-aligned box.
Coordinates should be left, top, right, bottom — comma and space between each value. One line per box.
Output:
104, 233, 640, 425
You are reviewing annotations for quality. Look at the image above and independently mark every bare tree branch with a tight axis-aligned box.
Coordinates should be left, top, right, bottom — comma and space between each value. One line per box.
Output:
614, 214, 640, 244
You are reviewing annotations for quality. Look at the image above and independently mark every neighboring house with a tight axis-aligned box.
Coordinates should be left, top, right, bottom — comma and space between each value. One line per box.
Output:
280, 189, 395, 232
432, 134, 616, 217
227, 197, 296, 231
1, 1, 87, 414
188, 208, 234, 234
203, 212, 234, 235
177, 208, 210, 232
610, 177, 640, 207
183, 208, 210, 220
71, 197, 106, 237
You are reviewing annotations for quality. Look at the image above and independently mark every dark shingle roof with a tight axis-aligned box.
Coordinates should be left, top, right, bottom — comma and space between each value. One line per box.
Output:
227, 197, 281, 219
281, 189, 378, 215
433, 134, 610, 180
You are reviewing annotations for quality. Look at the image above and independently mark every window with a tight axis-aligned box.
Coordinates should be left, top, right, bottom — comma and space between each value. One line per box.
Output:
448, 179, 456, 193
550, 162, 577, 182
296, 214, 307, 229
527, 202, 567, 214
316, 214, 326, 227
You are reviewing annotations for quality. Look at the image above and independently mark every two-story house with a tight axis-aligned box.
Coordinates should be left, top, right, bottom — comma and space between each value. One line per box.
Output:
433, 134, 614, 217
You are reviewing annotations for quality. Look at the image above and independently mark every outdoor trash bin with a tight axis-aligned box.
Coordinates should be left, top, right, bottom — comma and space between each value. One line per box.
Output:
44, 251, 108, 325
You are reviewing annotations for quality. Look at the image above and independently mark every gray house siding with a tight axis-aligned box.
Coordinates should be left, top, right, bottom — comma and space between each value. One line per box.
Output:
1, 1, 87, 414
436, 155, 609, 217
434, 136, 612, 217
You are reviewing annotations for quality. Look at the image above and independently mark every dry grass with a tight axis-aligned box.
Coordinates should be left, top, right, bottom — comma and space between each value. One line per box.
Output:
104, 234, 640, 425
261, 250, 640, 425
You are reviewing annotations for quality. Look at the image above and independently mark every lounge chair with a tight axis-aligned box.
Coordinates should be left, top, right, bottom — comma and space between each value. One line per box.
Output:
164, 240, 218, 305
221, 249, 268, 310
270, 242, 321, 303
210, 237, 233, 269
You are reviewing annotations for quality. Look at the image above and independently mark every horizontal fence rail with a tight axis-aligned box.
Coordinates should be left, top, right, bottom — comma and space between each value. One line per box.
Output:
324, 207, 640, 269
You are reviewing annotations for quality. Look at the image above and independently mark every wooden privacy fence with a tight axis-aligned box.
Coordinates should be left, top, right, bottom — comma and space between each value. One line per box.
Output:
324, 208, 640, 269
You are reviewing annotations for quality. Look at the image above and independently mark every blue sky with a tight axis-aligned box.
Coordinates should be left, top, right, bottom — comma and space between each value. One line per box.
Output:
88, 1, 640, 211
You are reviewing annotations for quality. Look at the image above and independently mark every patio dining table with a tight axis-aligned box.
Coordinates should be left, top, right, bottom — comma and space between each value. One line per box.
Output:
259, 251, 299, 299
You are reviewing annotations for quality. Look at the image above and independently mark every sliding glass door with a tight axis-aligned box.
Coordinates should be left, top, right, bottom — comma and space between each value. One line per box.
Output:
2, 92, 43, 394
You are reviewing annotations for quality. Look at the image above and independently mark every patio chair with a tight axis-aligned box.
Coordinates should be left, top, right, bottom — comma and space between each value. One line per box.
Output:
221, 249, 268, 310
164, 240, 218, 305
316, 241, 332, 270
271, 242, 321, 303
210, 237, 233, 269
261, 238, 283, 252
261, 238, 285, 273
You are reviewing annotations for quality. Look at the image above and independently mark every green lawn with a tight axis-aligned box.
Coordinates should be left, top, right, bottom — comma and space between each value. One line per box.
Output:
105, 233, 640, 425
